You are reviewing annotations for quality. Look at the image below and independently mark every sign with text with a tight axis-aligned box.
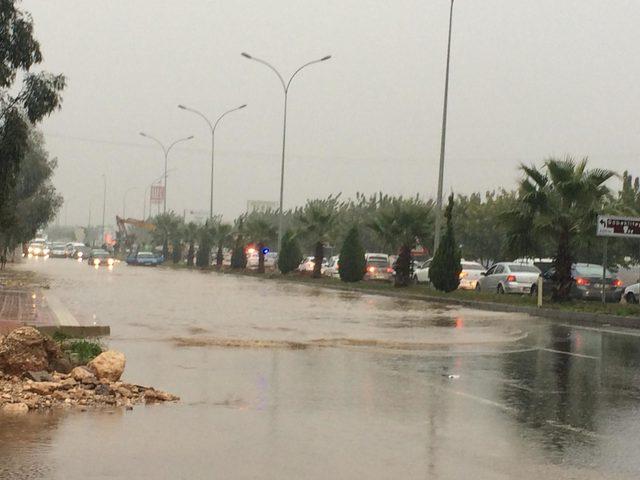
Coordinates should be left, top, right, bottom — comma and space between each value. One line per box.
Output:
597, 215, 640, 238
150, 185, 165, 204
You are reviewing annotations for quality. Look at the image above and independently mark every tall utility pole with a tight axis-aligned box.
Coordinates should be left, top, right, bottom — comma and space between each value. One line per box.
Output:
139, 132, 194, 214
178, 104, 247, 218
101, 174, 107, 247
433, 0, 455, 254
241, 52, 331, 252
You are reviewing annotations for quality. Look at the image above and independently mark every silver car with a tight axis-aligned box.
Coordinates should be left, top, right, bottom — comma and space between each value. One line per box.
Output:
477, 262, 541, 295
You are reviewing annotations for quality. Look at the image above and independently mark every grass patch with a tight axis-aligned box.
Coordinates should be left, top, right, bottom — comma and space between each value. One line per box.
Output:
67, 340, 104, 364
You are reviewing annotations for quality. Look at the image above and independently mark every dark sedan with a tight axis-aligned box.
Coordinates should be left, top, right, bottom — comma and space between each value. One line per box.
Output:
542, 263, 625, 302
86, 249, 115, 267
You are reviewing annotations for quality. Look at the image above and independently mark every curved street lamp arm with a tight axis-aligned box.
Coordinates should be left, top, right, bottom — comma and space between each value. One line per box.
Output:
139, 132, 167, 154
213, 105, 247, 133
166, 135, 194, 155
178, 105, 213, 131
242, 53, 287, 92
286, 56, 331, 92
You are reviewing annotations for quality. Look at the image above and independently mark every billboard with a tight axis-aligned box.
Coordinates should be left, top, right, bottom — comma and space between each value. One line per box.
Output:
597, 215, 640, 238
150, 185, 165, 204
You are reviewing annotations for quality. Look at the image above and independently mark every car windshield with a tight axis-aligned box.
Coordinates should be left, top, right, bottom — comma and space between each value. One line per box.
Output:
92, 250, 109, 257
462, 263, 484, 270
574, 264, 611, 276
368, 259, 388, 267
138, 253, 154, 258
508, 264, 541, 273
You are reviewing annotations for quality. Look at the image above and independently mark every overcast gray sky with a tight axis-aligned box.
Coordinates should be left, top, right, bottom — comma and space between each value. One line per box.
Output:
23, 0, 640, 225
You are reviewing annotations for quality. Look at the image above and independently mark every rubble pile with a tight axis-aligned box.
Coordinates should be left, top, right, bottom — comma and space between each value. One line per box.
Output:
0, 327, 178, 414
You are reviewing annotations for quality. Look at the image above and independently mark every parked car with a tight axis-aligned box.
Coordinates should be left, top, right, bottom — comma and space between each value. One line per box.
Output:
623, 283, 639, 304
126, 251, 164, 266
49, 242, 68, 258
247, 251, 278, 269
364, 253, 393, 281
413, 259, 432, 284
298, 256, 317, 273
476, 262, 541, 294
542, 263, 625, 302
86, 249, 115, 267
457, 261, 487, 290
322, 255, 340, 278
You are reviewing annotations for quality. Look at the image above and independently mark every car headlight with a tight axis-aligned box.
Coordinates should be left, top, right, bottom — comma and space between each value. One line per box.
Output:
93, 259, 100, 265
77, 252, 83, 258
107, 258, 114, 266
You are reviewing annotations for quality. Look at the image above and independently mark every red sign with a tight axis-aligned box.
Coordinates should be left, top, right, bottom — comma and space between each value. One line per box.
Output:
150, 185, 165, 204
597, 215, 640, 238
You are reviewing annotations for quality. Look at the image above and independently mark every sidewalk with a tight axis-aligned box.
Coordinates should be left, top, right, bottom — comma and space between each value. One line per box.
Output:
0, 272, 109, 337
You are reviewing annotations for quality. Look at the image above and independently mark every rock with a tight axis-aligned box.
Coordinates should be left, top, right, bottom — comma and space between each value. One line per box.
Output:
0, 327, 66, 375
88, 351, 125, 382
25, 370, 53, 382
2, 402, 29, 414
50, 356, 72, 374
60, 377, 77, 389
94, 384, 111, 396
144, 388, 179, 403
24, 381, 59, 395
70, 366, 94, 382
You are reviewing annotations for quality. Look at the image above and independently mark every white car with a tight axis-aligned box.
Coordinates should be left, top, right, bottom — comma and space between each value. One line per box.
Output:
477, 262, 541, 295
322, 255, 340, 278
298, 256, 317, 272
364, 253, 392, 281
413, 259, 432, 284
623, 283, 639, 304
458, 261, 487, 290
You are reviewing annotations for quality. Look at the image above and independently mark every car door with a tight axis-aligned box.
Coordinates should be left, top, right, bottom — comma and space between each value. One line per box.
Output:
484, 265, 503, 290
417, 260, 431, 283
479, 265, 495, 290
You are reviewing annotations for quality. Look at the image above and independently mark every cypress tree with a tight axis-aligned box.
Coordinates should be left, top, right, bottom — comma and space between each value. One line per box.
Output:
277, 230, 302, 274
230, 234, 247, 269
339, 226, 366, 282
429, 194, 462, 292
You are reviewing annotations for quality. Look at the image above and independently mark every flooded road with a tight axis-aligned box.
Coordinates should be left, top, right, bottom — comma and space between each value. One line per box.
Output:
2, 258, 640, 479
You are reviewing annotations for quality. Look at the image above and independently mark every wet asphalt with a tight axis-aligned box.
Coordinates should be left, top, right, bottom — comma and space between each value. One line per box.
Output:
1, 257, 639, 479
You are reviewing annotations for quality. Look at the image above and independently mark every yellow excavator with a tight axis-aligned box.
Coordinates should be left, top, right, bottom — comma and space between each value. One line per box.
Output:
115, 216, 156, 251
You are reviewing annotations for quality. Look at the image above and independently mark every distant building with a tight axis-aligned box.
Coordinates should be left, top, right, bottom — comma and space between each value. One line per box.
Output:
246, 200, 277, 213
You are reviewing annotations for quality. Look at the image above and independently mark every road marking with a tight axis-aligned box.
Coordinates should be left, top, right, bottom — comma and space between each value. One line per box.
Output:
539, 348, 600, 360
560, 323, 640, 338
43, 293, 79, 327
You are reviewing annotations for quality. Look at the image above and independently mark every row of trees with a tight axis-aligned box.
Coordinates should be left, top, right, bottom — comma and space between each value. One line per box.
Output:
144, 157, 638, 301
0, 1, 65, 258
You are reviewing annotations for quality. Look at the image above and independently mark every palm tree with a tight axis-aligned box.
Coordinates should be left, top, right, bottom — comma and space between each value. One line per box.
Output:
213, 222, 232, 268
245, 215, 277, 273
152, 212, 183, 260
295, 195, 340, 278
183, 222, 199, 267
368, 197, 434, 287
504, 157, 615, 301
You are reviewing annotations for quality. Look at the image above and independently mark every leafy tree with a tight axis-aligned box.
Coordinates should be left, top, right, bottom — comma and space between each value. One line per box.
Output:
195, 222, 214, 268
295, 195, 340, 278
245, 214, 276, 273
429, 194, 462, 292
277, 229, 302, 274
0, 129, 61, 255
0, 1, 65, 244
339, 226, 366, 282
503, 157, 615, 301
369, 196, 433, 287
230, 217, 247, 269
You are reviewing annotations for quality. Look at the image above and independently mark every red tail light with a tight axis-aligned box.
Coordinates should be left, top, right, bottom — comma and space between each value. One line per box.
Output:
459, 271, 468, 279
386, 267, 393, 273
612, 279, 623, 287
575, 277, 590, 286
506, 275, 516, 282
368, 266, 375, 273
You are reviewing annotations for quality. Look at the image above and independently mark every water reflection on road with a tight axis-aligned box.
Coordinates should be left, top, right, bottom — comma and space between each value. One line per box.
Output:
1, 259, 639, 479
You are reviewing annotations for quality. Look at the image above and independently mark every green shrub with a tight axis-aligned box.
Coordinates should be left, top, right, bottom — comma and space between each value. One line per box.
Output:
429, 194, 462, 292
230, 235, 247, 269
339, 226, 366, 282
278, 230, 302, 274
68, 340, 103, 365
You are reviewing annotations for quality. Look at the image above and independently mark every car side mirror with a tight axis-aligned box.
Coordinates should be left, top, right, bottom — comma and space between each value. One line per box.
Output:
480, 272, 486, 276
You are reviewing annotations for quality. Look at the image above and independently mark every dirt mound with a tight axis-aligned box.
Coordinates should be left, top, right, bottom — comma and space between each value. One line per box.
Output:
0, 327, 69, 375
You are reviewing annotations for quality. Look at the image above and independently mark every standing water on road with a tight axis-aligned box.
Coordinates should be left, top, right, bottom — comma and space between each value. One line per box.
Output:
2, 258, 640, 479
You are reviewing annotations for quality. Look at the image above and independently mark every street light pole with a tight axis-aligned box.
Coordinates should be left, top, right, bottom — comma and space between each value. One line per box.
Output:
178, 103, 247, 219
241, 52, 331, 252
433, 0, 455, 254
101, 174, 107, 247
139, 132, 194, 214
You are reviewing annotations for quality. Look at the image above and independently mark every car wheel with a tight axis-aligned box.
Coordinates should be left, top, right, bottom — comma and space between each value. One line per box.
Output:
497, 284, 505, 295
412, 275, 418, 285
530, 284, 538, 297
626, 292, 638, 304
475, 283, 481, 292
